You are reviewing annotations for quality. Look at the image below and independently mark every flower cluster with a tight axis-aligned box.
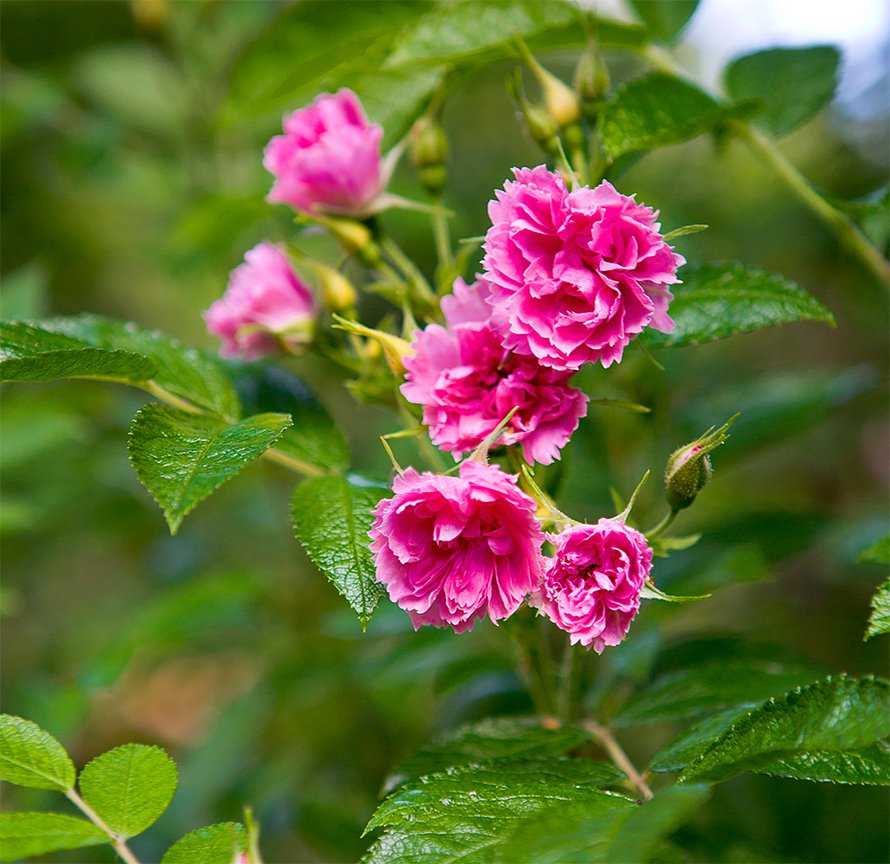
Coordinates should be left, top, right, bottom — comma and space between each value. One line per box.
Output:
203, 87, 674, 651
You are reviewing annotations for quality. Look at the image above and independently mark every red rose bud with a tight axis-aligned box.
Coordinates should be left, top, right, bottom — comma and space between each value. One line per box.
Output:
664, 415, 738, 510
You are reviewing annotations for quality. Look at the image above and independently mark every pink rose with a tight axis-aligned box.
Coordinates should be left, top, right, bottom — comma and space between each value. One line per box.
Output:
204, 242, 315, 359
483, 166, 685, 370
369, 461, 545, 633
533, 519, 652, 652
264, 89, 384, 216
401, 278, 588, 465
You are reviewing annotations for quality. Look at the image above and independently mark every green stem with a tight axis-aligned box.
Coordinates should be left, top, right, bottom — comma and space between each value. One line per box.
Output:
557, 640, 583, 723
645, 508, 677, 540
509, 622, 555, 717
431, 204, 454, 271
639, 45, 889, 287
381, 237, 437, 307
730, 121, 890, 286
583, 721, 654, 801
66, 789, 142, 864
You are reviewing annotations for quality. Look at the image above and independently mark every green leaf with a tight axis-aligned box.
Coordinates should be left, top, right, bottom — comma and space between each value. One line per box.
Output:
45, 315, 240, 418
756, 741, 890, 785
362, 759, 636, 864
0, 714, 75, 791
0, 812, 107, 861
858, 535, 890, 566
645, 263, 835, 348
79, 743, 178, 839
629, 0, 700, 43
500, 783, 711, 864
650, 707, 751, 773
865, 580, 890, 640
599, 74, 740, 160
725, 46, 840, 137
0, 321, 157, 385
384, 717, 613, 795
384, 0, 641, 69
291, 474, 385, 629
680, 674, 890, 783
128, 405, 292, 534
639, 583, 710, 603
612, 662, 817, 727
234, 364, 349, 472
161, 822, 247, 864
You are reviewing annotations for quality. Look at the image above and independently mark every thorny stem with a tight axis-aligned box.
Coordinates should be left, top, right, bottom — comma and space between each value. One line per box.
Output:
640, 44, 890, 287
584, 721, 654, 801
66, 789, 142, 864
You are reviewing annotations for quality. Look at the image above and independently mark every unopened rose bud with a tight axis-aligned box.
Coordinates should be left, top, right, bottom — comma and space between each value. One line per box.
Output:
410, 117, 448, 169
311, 262, 357, 312
517, 41, 580, 128
574, 38, 610, 111
664, 415, 738, 511
332, 315, 413, 376
316, 215, 381, 267
521, 99, 561, 153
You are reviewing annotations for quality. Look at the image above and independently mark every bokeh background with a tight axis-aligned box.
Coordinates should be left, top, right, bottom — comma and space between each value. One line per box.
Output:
1, 1, 888, 861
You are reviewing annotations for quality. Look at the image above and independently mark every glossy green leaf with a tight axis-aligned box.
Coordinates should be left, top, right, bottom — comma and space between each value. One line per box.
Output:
222, 1, 440, 146
865, 580, 890, 639
501, 783, 710, 864
161, 822, 246, 864
128, 405, 292, 534
384, 0, 644, 69
612, 662, 817, 727
0, 714, 75, 791
645, 263, 834, 348
756, 741, 890, 785
291, 475, 385, 628
629, 0, 700, 43
79, 743, 178, 839
0, 812, 107, 861
45, 315, 240, 418
362, 759, 635, 864
234, 364, 349, 472
384, 717, 612, 795
0, 321, 157, 385
680, 675, 890, 783
725, 46, 840, 137
599, 74, 739, 160
649, 707, 751, 773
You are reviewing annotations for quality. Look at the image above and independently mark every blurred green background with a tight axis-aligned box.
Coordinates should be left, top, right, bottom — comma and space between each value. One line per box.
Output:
1, 1, 888, 862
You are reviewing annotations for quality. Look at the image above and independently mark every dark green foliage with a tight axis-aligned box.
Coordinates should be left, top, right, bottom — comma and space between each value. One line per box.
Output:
725, 46, 840, 137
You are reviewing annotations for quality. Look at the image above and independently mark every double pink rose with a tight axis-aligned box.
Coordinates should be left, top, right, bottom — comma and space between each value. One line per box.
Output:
369, 461, 545, 633
264, 89, 384, 216
483, 166, 684, 370
401, 278, 588, 465
204, 242, 315, 359
533, 519, 652, 653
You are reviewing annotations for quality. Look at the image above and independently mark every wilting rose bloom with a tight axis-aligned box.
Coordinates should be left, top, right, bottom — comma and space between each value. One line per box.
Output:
533, 519, 652, 652
402, 278, 588, 465
483, 166, 685, 370
204, 242, 315, 359
369, 461, 545, 633
264, 89, 383, 216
